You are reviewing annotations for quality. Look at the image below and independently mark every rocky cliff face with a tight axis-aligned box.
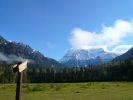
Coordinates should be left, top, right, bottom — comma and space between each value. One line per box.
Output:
0, 35, 63, 68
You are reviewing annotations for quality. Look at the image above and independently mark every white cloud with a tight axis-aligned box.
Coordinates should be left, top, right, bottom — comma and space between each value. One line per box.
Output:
69, 19, 133, 54
111, 45, 133, 54
0, 52, 34, 64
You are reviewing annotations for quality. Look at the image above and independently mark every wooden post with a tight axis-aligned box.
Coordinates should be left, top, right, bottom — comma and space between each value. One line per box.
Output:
13, 61, 27, 100
16, 72, 23, 100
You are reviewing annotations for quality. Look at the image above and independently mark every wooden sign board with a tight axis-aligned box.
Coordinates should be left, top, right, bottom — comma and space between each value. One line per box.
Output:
12, 61, 27, 73
18, 61, 27, 72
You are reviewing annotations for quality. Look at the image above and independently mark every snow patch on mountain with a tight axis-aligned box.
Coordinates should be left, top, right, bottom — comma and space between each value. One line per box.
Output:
60, 48, 118, 67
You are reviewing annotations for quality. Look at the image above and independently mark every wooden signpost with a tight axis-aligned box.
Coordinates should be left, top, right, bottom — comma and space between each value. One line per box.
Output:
13, 61, 27, 100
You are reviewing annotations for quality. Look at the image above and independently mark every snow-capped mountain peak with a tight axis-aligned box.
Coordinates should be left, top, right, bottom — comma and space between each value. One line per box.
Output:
60, 48, 118, 67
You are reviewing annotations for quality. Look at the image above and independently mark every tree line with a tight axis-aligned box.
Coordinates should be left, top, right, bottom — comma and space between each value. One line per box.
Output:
0, 58, 133, 83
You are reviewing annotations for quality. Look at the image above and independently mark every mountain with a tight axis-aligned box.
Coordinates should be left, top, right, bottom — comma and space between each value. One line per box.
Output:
60, 48, 117, 67
114, 47, 133, 61
0, 35, 63, 68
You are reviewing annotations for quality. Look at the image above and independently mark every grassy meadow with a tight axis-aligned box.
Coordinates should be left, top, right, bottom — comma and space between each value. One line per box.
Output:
0, 82, 133, 100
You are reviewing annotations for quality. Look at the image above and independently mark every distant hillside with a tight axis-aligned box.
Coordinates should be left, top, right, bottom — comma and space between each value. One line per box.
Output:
114, 47, 133, 61
0, 35, 63, 68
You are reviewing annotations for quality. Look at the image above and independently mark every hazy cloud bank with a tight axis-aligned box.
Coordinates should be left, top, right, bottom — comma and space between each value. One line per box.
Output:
0, 52, 34, 64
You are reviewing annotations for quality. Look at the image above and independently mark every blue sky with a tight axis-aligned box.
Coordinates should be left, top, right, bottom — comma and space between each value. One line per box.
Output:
0, 0, 133, 60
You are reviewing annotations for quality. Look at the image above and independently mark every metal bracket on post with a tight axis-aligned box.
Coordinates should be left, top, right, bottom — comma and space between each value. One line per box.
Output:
12, 61, 27, 100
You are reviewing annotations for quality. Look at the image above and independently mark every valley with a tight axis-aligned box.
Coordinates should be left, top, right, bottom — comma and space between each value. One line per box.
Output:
0, 35, 133, 83
1, 1, 133, 100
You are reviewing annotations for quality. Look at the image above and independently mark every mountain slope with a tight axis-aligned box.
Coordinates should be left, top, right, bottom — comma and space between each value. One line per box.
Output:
0, 35, 63, 68
114, 47, 133, 60
60, 48, 117, 67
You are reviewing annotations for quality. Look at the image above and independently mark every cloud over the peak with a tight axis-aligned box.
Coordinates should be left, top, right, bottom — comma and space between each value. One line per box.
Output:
69, 19, 133, 54
111, 45, 133, 54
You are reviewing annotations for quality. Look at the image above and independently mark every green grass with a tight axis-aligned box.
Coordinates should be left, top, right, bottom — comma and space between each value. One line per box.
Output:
0, 82, 133, 100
